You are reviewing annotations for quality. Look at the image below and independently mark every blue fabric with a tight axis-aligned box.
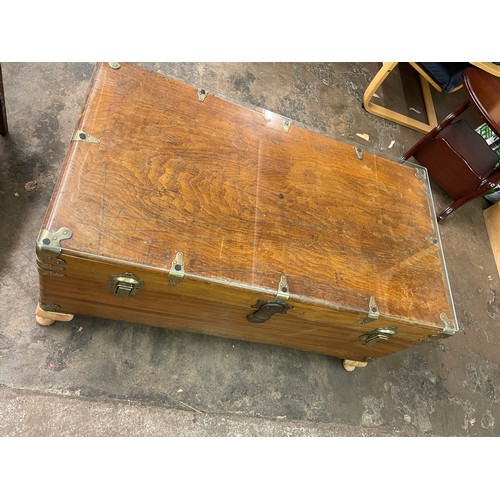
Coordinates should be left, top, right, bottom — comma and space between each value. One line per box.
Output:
417, 62, 472, 92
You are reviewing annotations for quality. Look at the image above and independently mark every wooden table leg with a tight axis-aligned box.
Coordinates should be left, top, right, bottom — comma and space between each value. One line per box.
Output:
0, 64, 7, 136
35, 304, 74, 326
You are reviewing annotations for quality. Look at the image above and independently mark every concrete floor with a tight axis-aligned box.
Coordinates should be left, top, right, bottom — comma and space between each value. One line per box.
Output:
1, 62, 499, 437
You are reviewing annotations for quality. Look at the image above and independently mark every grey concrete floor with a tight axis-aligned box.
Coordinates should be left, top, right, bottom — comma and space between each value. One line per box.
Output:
1, 62, 499, 437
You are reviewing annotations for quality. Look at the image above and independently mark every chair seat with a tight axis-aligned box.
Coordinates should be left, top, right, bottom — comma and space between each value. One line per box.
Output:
418, 62, 471, 93
417, 63, 471, 92
413, 120, 499, 200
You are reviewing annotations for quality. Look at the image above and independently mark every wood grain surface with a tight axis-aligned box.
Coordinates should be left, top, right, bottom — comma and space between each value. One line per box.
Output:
39, 253, 445, 361
41, 62, 456, 342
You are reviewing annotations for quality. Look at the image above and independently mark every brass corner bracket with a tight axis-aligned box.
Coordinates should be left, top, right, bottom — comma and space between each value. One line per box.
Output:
36, 227, 73, 277
440, 312, 457, 336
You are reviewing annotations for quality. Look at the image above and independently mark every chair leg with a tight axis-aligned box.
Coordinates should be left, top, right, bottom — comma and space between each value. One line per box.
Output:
418, 74, 438, 130
438, 181, 498, 222
438, 205, 458, 222
363, 62, 436, 134
363, 62, 398, 108
0, 64, 7, 137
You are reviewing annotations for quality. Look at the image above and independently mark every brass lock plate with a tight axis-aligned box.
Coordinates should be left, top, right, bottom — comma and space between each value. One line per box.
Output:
109, 272, 144, 297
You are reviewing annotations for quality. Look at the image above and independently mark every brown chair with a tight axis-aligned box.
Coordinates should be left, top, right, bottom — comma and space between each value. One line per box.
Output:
401, 68, 500, 222
0, 64, 7, 136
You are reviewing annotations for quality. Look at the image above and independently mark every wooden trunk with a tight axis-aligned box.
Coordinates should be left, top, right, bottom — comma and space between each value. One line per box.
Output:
36, 62, 458, 364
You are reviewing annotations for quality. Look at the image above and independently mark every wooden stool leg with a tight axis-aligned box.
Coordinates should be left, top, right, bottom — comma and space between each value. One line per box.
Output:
35, 304, 74, 326
343, 359, 368, 372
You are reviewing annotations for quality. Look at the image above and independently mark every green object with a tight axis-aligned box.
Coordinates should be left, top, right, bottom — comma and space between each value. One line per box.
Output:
476, 122, 500, 154
476, 123, 500, 201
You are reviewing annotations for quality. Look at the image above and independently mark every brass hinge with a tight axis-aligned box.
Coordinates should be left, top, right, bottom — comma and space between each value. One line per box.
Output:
275, 275, 290, 302
360, 295, 379, 325
72, 130, 100, 144
36, 227, 73, 277
198, 89, 208, 102
169, 252, 185, 286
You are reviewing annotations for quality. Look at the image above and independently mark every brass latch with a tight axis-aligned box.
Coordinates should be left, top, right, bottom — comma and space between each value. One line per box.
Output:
109, 272, 144, 297
359, 326, 398, 345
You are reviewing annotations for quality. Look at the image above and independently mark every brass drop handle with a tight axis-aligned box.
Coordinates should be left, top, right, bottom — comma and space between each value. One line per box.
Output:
359, 326, 398, 345
247, 300, 293, 323
363, 332, 391, 345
